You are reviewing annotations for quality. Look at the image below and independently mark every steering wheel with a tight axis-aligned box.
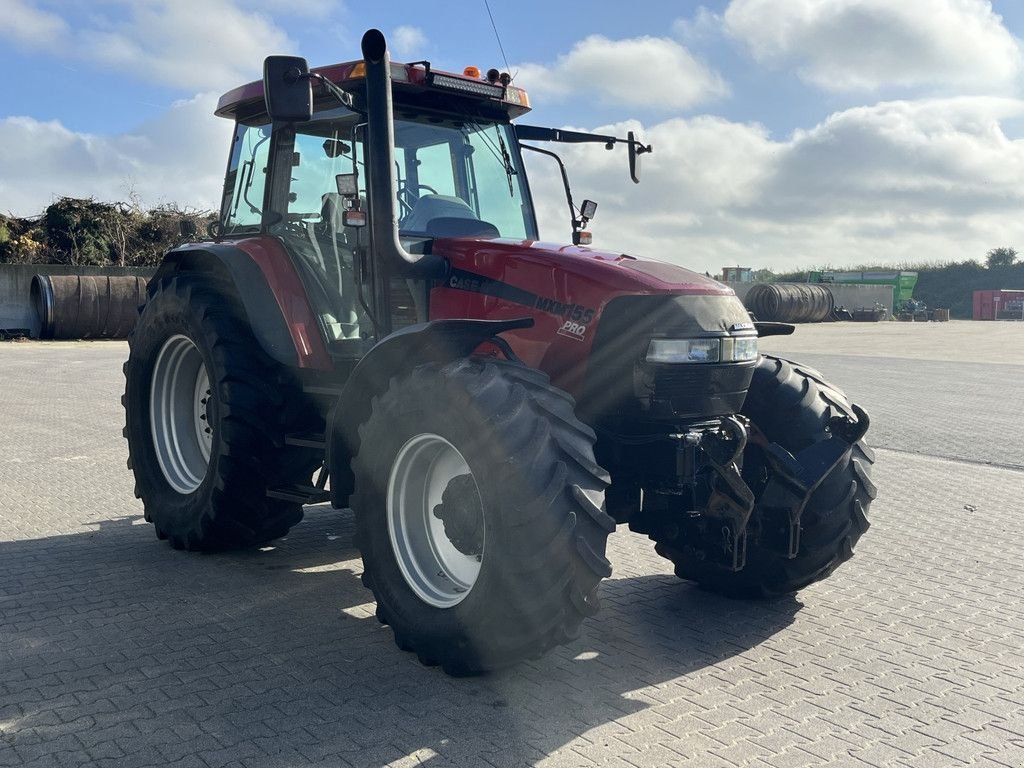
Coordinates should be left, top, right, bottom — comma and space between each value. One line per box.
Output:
397, 183, 440, 216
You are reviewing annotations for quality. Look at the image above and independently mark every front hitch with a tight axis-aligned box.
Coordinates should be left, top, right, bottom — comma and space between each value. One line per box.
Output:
670, 416, 756, 571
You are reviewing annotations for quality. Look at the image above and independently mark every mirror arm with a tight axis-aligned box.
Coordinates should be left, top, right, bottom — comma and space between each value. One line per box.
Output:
520, 143, 584, 235
516, 125, 616, 145
516, 124, 652, 185
305, 72, 356, 109
516, 125, 652, 154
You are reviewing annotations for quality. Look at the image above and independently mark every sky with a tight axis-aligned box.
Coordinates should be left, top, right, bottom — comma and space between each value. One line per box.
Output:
2, 0, 1024, 273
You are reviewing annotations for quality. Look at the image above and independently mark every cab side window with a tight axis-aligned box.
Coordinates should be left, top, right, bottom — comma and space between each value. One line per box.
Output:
221, 122, 271, 234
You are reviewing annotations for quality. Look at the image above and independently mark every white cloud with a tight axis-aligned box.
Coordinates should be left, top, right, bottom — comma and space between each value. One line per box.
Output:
514, 34, 729, 110
0, 94, 232, 216
723, 0, 1024, 92
0, 0, 66, 46
0, 1, 293, 91
391, 25, 427, 59
760, 98, 1024, 216
525, 97, 1024, 272
673, 7, 724, 44
240, 0, 339, 17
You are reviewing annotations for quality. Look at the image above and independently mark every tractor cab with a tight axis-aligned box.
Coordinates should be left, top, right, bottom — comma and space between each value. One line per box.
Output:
214, 53, 541, 351
213, 39, 649, 355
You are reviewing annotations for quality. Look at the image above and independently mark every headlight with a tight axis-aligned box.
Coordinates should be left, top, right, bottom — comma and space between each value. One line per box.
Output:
732, 336, 759, 362
646, 338, 721, 363
646, 336, 757, 364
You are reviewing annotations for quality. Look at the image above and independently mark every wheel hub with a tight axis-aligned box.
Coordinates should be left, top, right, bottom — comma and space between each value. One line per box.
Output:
432, 474, 484, 556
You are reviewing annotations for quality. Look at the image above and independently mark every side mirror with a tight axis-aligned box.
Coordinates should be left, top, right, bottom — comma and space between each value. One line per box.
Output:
263, 55, 313, 122
627, 131, 652, 184
323, 138, 351, 158
178, 219, 197, 239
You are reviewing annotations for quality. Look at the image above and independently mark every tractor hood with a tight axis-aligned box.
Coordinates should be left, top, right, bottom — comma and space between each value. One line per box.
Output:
428, 237, 749, 398
431, 238, 733, 297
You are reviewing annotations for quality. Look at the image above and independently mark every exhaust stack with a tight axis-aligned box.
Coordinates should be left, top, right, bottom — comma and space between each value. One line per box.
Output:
361, 29, 432, 275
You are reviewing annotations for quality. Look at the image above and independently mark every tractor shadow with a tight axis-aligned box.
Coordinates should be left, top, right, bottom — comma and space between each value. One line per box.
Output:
0, 509, 801, 767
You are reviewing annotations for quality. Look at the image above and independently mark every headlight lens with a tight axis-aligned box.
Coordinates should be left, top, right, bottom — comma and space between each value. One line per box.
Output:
732, 336, 759, 362
646, 338, 721, 363
646, 336, 757, 364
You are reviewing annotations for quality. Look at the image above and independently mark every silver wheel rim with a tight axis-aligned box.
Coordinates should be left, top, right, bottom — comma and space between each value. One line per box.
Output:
387, 433, 484, 608
150, 334, 213, 494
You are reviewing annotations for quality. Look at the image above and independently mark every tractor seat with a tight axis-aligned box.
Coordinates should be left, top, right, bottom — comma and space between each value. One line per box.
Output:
401, 194, 499, 238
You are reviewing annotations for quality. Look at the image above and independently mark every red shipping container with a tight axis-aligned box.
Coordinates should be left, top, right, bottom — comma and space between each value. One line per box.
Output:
973, 289, 1024, 320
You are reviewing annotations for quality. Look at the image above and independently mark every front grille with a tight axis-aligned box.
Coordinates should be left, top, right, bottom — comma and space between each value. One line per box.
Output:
646, 361, 755, 419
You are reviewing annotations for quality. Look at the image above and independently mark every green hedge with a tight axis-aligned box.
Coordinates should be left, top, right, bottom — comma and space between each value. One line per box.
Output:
915, 263, 1024, 318
0, 197, 215, 268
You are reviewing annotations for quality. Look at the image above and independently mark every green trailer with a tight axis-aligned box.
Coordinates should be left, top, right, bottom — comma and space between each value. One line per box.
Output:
808, 270, 918, 305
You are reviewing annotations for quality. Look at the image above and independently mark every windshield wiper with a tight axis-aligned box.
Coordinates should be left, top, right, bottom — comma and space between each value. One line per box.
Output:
496, 128, 515, 197
464, 121, 517, 197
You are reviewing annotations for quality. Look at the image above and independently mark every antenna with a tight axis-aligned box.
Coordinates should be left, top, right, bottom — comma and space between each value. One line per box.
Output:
483, 0, 512, 75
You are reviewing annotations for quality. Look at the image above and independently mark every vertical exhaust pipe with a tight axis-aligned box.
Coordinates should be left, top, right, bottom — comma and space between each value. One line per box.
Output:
361, 29, 438, 275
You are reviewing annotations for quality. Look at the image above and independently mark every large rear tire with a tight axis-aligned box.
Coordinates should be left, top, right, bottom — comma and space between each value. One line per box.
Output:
654, 355, 876, 597
123, 274, 320, 550
351, 357, 614, 675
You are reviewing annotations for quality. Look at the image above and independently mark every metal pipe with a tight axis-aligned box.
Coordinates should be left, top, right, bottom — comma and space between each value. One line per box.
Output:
360, 29, 423, 273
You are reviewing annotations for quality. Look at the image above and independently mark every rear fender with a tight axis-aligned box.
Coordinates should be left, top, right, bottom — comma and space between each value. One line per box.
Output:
329, 317, 533, 507
151, 243, 316, 369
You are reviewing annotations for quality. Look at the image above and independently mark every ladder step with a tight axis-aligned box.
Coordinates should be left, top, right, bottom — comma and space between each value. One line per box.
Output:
302, 385, 343, 398
284, 432, 326, 450
267, 485, 331, 504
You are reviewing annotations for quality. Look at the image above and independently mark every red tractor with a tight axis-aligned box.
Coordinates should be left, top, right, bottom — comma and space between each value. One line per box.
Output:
124, 30, 875, 675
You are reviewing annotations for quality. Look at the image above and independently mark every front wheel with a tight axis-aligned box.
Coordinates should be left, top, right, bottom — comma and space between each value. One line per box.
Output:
351, 358, 614, 675
654, 355, 876, 597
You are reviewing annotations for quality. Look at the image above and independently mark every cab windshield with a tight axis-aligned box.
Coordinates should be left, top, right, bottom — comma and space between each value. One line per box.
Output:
266, 109, 536, 240
222, 110, 537, 239
392, 116, 535, 240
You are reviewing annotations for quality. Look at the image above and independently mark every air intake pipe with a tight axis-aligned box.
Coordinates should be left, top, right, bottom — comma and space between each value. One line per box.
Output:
361, 29, 444, 280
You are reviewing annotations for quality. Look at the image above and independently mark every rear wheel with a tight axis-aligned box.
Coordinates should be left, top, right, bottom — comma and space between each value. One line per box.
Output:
123, 274, 320, 550
351, 357, 614, 675
652, 355, 876, 597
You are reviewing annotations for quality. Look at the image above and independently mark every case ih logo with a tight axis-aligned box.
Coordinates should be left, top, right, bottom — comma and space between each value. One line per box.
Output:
448, 269, 596, 341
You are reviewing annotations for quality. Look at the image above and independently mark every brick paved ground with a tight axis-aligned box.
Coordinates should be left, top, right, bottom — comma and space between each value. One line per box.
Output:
1, 335, 1023, 768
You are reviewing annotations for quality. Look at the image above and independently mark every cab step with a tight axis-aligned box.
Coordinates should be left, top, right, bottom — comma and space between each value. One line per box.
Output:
302, 385, 343, 399
266, 485, 331, 504
284, 431, 326, 450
